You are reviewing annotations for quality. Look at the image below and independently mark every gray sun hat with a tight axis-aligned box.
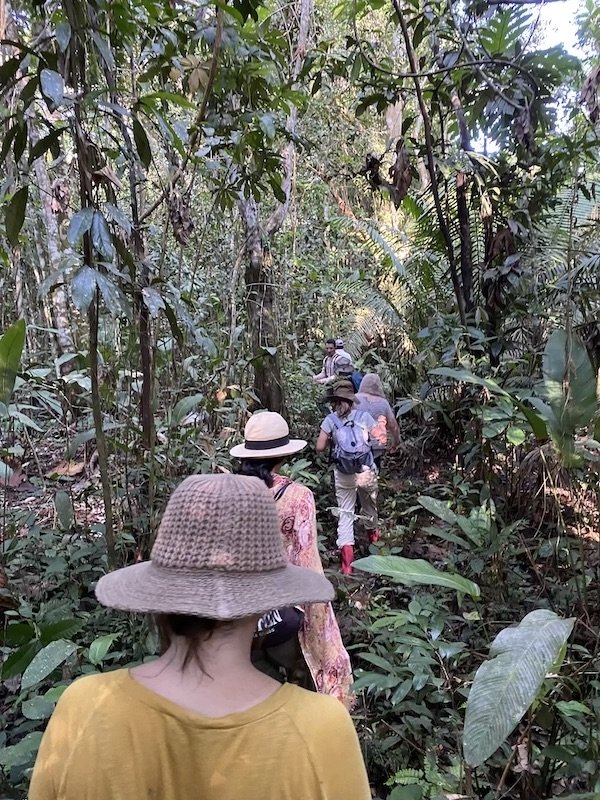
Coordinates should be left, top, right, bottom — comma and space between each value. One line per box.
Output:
95, 474, 333, 619
229, 411, 307, 459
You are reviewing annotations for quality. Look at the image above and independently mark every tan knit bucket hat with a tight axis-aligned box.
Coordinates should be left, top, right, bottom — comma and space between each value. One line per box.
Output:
96, 474, 333, 619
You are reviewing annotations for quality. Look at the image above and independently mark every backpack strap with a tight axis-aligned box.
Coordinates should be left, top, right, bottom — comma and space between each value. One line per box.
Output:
273, 478, 293, 502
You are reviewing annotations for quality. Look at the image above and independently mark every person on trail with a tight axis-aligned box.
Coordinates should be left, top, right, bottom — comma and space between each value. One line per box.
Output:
29, 474, 371, 800
354, 373, 400, 471
316, 380, 380, 575
312, 337, 354, 384
231, 412, 353, 707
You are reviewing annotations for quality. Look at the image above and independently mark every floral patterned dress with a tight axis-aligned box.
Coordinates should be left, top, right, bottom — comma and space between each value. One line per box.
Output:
271, 474, 353, 706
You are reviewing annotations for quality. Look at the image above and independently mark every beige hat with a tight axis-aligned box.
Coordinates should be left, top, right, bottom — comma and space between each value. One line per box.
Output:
230, 411, 307, 459
96, 474, 333, 619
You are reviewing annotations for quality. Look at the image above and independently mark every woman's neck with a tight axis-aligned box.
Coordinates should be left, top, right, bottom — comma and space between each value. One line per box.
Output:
131, 618, 280, 716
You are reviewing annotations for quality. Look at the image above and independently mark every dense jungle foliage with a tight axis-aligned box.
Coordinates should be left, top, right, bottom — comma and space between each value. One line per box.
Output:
0, 0, 600, 796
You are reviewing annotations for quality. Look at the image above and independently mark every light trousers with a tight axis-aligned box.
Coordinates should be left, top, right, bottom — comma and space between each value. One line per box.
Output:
333, 467, 378, 547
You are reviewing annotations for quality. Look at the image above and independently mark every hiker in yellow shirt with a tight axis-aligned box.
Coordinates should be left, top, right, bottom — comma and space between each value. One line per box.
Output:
29, 474, 371, 800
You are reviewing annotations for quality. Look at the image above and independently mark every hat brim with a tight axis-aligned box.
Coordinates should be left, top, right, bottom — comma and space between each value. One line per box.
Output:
323, 394, 357, 404
95, 561, 333, 620
229, 438, 307, 459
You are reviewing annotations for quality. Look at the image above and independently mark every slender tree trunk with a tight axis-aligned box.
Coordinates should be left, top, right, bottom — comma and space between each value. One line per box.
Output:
237, 0, 312, 411
451, 91, 475, 314
239, 196, 285, 412
30, 129, 77, 364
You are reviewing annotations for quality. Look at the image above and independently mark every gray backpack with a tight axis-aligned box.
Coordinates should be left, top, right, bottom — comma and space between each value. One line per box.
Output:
328, 413, 374, 474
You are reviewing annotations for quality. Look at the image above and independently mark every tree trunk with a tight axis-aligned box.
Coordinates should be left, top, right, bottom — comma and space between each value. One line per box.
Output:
237, 0, 312, 411
30, 127, 77, 365
239, 195, 285, 412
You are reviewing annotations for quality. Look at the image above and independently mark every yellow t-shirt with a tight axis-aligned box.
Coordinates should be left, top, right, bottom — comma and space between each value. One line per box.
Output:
29, 669, 371, 800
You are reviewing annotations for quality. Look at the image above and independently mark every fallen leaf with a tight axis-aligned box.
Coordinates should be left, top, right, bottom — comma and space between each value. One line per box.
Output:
46, 460, 85, 478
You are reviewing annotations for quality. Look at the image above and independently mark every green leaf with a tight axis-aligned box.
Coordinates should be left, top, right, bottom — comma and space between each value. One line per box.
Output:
54, 489, 74, 530
104, 203, 132, 235
543, 330, 597, 449
96, 272, 130, 318
0, 731, 43, 769
67, 208, 94, 247
88, 633, 118, 665
417, 496, 458, 524
506, 426, 526, 445
91, 212, 114, 258
21, 695, 56, 721
1, 640, 41, 679
21, 639, 77, 690
353, 555, 480, 598
55, 22, 72, 52
171, 393, 205, 426
0, 124, 18, 167
463, 610, 575, 767
91, 30, 115, 70
29, 127, 64, 163
0, 319, 26, 407
40, 68, 64, 109
0, 55, 22, 86
132, 117, 152, 169
71, 266, 98, 313
5, 186, 28, 246
39, 618, 83, 645
142, 286, 166, 318
259, 113, 275, 139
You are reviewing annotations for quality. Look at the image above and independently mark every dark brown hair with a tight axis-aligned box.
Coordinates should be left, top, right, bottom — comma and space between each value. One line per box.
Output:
155, 614, 226, 673
332, 399, 352, 417
237, 456, 283, 488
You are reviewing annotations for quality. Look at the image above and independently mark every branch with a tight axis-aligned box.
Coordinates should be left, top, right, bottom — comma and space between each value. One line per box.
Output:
447, 0, 524, 112
139, 6, 224, 224
391, 0, 467, 326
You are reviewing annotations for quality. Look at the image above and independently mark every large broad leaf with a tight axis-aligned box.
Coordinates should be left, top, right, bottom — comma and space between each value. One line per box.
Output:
21, 639, 76, 690
417, 496, 458, 525
463, 609, 575, 767
543, 329, 597, 441
0, 319, 26, 408
171, 393, 205, 426
71, 266, 98, 313
353, 555, 480, 599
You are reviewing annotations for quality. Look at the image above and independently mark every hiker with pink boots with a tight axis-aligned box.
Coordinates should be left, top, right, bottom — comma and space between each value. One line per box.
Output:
316, 380, 380, 575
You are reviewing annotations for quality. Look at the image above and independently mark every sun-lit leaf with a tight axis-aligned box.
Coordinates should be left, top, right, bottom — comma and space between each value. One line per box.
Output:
353, 555, 480, 598
463, 610, 575, 767
88, 634, 118, 665
21, 639, 77, 691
